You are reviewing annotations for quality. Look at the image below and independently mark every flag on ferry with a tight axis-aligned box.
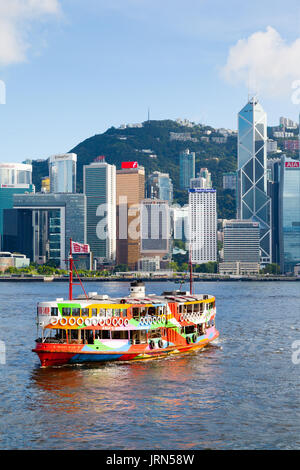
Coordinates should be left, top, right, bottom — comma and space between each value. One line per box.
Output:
71, 241, 90, 254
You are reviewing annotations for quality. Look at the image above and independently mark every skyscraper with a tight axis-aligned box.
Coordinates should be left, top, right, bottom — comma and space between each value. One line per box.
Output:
279, 156, 300, 273
237, 97, 272, 263
49, 153, 77, 193
189, 188, 217, 264
179, 149, 195, 190
140, 199, 170, 258
146, 171, 173, 203
84, 158, 116, 262
116, 163, 145, 269
0, 162, 35, 250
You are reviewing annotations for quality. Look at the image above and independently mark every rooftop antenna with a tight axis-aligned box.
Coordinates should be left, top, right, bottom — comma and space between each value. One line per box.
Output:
247, 71, 258, 103
147, 107, 150, 122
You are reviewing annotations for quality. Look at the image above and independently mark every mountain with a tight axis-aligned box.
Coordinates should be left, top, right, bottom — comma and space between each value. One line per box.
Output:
32, 119, 238, 219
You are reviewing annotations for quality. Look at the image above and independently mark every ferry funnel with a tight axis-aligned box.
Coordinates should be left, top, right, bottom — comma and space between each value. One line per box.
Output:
130, 281, 145, 299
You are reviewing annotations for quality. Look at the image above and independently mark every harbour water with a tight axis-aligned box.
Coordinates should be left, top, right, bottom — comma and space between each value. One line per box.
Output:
0, 281, 299, 450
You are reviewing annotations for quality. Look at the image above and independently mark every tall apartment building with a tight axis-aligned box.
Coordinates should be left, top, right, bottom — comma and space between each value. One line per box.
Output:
188, 188, 217, 264
179, 149, 195, 190
116, 163, 145, 269
49, 153, 77, 193
0, 162, 35, 250
84, 158, 116, 263
279, 156, 300, 273
237, 97, 272, 263
146, 171, 173, 203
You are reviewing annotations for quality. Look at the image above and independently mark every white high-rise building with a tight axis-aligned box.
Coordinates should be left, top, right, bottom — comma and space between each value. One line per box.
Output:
84, 158, 116, 262
49, 153, 77, 193
188, 188, 217, 264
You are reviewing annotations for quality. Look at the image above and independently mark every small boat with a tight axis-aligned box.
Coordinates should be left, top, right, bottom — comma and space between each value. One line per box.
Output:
32, 241, 219, 367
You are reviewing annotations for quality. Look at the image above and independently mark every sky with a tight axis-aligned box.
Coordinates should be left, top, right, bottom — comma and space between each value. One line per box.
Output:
1, 0, 300, 163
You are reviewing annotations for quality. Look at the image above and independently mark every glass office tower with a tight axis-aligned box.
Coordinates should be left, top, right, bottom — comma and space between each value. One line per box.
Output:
146, 171, 173, 203
237, 97, 272, 263
49, 153, 77, 193
0, 162, 35, 249
179, 149, 195, 190
279, 156, 300, 273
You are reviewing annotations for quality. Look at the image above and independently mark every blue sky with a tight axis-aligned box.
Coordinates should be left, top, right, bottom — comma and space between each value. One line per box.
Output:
1, 0, 300, 163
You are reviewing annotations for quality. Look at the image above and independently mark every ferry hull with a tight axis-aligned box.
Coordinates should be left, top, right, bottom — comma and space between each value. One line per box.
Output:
33, 329, 219, 367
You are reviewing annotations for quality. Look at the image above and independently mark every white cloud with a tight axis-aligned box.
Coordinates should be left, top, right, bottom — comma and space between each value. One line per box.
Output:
0, 0, 61, 66
222, 26, 300, 97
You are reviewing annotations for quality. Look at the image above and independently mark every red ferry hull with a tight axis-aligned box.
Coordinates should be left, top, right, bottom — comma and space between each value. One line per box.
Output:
33, 330, 219, 367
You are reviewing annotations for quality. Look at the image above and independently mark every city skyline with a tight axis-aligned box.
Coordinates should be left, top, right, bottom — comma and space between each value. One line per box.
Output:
1, 1, 300, 162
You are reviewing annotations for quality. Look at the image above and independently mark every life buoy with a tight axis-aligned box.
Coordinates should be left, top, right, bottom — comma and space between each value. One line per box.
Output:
123, 318, 129, 327
99, 318, 106, 327
69, 317, 76, 326
60, 317, 68, 326
85, 318, 91, 326
149, 340, 155, 349
152, 316, 157, 324
76, 318, 84, 326
118, 318, 123, 327
112, 317, 118, 327
192, 334, 197, 343
158, 339, 163, 348
91, 318, 98, 327
51, 317, 58, 326
186, 336, 191, 344
106, 318, 112, 326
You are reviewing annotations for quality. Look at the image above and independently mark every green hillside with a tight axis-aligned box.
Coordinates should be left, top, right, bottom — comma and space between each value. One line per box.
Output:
32, 119, 238, 219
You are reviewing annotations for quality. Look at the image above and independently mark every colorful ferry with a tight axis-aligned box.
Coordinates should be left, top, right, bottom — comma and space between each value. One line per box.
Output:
32, 240, 219, 367
33, 281, 219, 367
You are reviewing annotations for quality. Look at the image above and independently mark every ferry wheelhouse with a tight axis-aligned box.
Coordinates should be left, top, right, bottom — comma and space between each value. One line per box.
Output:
33, 281, 219, 367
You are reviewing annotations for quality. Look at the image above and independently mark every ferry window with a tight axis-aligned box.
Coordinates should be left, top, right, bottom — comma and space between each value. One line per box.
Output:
81, 308, 89, 317
91, 308, 97, 317
187, 304, 193, 313
130, 330, 147, 344
111, 330, 128, 340
122, 309, 127, 318
132, 307, 139, 318
99, 308, 106, 316
72, 308, 80, 316
51, 307, 58, 316
106, 308, 113, 317
69, 329, 80, 343
95, 330, 110, 340
185, 326, 195, 335
179, 305, 184, 314
149, 328, 161, 339
62, 307, 71, 316
148, 306, 155, 316
194, 304, 200, 313
113, 309, 120, 317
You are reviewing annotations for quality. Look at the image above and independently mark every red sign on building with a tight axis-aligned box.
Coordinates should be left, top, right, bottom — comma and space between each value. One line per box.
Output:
121, 161, 138, 169
285, 161, 300, 168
